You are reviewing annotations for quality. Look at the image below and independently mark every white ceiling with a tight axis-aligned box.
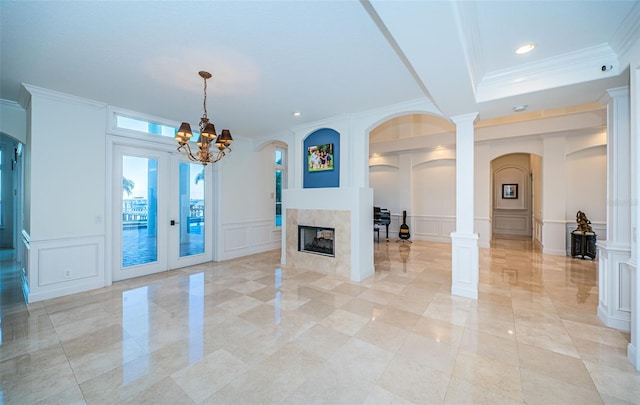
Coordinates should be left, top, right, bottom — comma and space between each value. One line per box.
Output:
1, 1, 638, 139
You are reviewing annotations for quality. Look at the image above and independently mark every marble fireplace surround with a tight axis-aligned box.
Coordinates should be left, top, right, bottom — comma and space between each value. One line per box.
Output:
282, 187, 374, 282
286, 209, 351, 278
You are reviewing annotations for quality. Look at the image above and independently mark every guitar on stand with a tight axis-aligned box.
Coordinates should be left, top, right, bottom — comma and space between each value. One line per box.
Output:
397, 210, 412, 243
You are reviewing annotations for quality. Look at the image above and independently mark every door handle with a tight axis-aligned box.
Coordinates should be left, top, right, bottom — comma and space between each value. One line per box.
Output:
170, 220, 179, 226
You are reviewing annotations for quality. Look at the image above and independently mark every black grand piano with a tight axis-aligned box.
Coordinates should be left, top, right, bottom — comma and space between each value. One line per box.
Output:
374, 206, 391, 242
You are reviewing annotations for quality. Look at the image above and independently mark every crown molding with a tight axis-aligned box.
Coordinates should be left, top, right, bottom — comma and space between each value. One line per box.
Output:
0, 99, 25, 112
20, 83, 107, 109
609, 1, 640, 61
476, 43, 619, 102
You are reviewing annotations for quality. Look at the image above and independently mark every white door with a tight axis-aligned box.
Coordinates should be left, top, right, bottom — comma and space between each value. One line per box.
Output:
113, 145, 212, 281
168, 155, 213, 269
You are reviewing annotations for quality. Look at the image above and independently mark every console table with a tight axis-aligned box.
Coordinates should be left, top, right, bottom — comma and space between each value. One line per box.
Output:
570, 231, 597, 260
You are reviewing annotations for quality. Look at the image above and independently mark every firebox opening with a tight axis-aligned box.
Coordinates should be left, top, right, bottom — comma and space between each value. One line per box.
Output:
298, 225, 335, 257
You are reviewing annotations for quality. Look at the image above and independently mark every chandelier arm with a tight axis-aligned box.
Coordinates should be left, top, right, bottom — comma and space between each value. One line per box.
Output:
177, 143, 200, 163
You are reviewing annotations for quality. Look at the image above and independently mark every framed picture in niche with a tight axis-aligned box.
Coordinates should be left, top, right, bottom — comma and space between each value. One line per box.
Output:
502, 184, 518, 199
307, 143, 334, 172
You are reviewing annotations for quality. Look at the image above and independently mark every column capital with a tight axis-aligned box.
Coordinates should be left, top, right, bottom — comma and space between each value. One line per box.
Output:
599, 86, 629, 104
449, 112, 479, 126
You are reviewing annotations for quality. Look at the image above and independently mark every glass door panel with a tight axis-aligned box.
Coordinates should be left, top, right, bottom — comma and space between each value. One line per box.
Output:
178, 163, 205, 257
113, 145, 168, 282
122, 156, 159, 267
169, 156, 213, 269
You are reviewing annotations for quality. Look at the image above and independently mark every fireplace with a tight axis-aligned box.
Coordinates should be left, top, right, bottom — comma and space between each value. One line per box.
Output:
298, 225, 335, 257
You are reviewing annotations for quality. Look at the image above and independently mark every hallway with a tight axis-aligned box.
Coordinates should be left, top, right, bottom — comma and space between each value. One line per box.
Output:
1, 240, 638, 403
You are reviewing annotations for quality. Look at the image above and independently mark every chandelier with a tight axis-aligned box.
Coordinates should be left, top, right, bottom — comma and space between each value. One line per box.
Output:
174, 71, 233, 165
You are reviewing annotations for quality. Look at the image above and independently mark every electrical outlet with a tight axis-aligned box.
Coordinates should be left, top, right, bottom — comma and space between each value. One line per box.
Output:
64, 269, 71, 278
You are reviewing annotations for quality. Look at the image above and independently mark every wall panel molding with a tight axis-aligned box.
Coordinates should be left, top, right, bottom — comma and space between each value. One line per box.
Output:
220, 220, 281, 260
27, 236, 105, 302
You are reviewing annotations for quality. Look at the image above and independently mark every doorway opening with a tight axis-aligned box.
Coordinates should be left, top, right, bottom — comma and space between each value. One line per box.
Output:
491, 153, 540, 244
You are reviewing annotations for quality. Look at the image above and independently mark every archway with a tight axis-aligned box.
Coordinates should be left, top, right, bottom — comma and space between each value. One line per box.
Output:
490, 153, 535, 241
0, 131, 26, 308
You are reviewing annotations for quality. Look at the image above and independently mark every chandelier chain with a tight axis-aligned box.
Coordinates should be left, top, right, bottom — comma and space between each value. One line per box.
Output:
202, 75, 208, 120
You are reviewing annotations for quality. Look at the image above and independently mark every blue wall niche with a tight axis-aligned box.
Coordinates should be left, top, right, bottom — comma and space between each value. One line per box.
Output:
303, 128, 340, 188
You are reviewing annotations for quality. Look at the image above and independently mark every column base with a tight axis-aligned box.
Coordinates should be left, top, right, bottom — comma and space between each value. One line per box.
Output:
450, 232, 479, 300
597, 242, 631, 331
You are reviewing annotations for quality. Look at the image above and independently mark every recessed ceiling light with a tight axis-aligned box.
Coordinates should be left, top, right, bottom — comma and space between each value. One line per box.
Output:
292, 112, 301, 116
513, 104, 527, 112
516, 43, 536, 54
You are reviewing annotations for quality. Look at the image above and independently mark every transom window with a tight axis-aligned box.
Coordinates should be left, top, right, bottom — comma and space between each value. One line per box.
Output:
115, 115, 180, 138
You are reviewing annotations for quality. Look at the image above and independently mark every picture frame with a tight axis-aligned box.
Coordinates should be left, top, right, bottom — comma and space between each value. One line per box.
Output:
307, 143, 334, 172
502, 184, 518, 199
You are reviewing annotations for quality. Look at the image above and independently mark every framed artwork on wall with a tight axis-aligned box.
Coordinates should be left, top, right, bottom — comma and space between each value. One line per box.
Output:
502, 184, 518, 199
307, 143, 334, 172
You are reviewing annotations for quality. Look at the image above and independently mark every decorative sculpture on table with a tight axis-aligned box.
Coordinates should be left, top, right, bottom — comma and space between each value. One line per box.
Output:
575, 210, 593, 233
571, 210, 596, 260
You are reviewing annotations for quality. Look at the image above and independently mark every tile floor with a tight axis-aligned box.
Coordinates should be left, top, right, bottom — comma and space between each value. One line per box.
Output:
1, 239, 639, 404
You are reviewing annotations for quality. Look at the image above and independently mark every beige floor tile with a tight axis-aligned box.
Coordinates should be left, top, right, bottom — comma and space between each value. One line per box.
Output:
458, 327, 519, 367
377, 354, 451, 404
515, 321, 580, 358
355, 319, 410, 352
443, 376, 522, 405
128, 376, 195, 405
363, 385, 415, 405
452, 351, 523, 402
584, 361, 640, 404
171, 348, 248, 403
320, 308, 369, 336
520, 367, 603, 405
34, 384, 87, 405
518, 342, 597, 390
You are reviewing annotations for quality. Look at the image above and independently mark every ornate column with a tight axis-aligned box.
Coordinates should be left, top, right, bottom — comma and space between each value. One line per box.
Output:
597, 87, 632, 331
450, 113, 479, 299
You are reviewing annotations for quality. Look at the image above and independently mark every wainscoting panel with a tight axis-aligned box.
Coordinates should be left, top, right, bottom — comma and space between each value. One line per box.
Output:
493, 210, 529, 237
220, 220, 281, 260
39, 243, 99, 286
27, 235, 105, 302
412, 215, 455, 243
250, 223, 273, 247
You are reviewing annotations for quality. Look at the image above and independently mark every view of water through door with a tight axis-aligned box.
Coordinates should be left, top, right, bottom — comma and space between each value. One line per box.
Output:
177, 162, 205, 257
122, 155, 159, 267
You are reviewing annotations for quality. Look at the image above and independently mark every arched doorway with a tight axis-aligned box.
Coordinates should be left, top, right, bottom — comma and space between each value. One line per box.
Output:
0, 132, 26, 308
490, 153, 539, 242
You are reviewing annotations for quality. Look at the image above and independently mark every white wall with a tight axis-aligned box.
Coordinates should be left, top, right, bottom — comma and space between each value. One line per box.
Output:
565, 145, 606, 223
20, 85, 107, 301
217, 138, 283, 260
28, 91, 107, 240
412, 159, 456, 216
369, 165, 400, 213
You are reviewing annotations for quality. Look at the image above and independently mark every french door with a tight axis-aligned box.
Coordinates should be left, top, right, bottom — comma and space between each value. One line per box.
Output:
113, 144, 213, 281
